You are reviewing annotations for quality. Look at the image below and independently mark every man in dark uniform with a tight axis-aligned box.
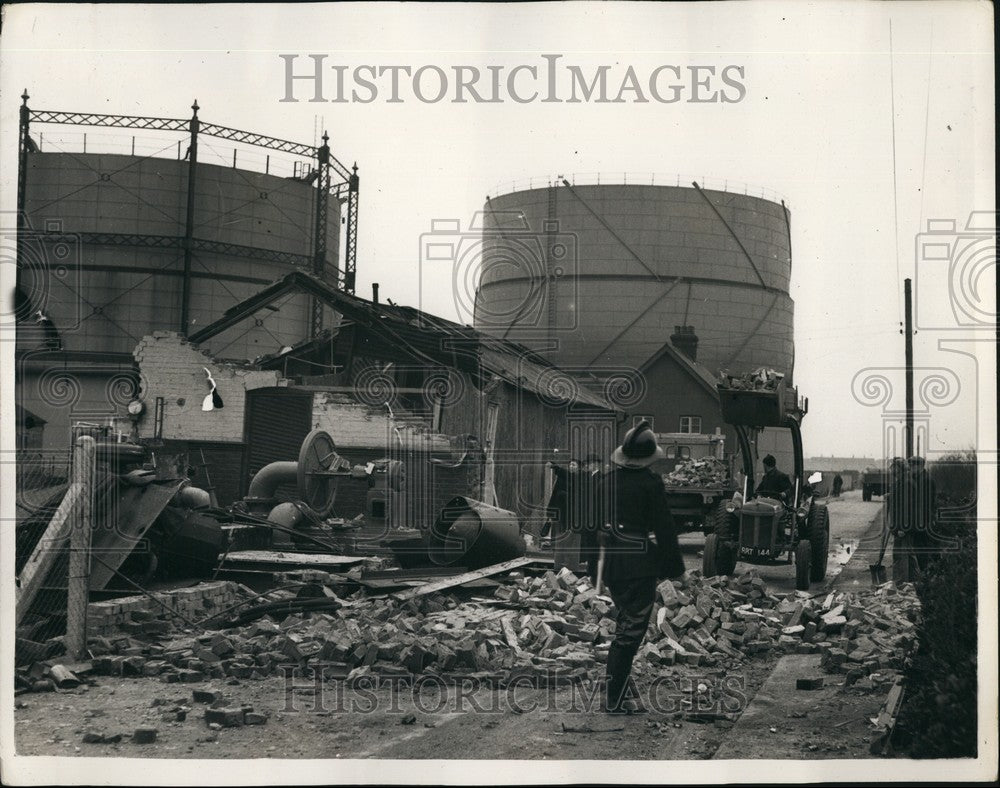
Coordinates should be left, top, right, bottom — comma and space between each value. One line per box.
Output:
592, 421, 685, 714
893, 455, 938, 580
755, 454, 793, 501
541, 455, 578, 544
832, 473, 843, 497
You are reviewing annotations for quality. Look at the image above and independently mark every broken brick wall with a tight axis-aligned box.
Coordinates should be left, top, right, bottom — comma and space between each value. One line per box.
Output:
133, 332, 280, 443
87, 581, 247, 637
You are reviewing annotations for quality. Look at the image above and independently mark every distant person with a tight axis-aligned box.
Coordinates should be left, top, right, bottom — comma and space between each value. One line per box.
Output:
907, 456, 938, 571
541, 455, 578, 545
832, 474, 843, 497
755, 454, 793, 501
890, 456, 938, 581
578, 453, 606, 566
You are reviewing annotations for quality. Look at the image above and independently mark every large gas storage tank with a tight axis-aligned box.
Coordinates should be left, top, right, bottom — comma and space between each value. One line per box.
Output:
20, 151, 340, 359
474, 182, 794, 380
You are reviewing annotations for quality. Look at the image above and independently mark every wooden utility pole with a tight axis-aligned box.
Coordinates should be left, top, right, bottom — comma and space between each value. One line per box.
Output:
66, 436, 96, 659
903, 278, 914, 459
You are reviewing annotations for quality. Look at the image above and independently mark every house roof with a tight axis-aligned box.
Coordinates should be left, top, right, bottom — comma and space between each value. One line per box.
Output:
638, 340, 721, 400
189, 271, 618, 412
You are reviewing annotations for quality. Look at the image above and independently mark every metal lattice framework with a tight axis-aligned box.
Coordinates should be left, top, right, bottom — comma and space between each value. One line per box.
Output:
311, 133, 332, 337
18, 92, 359, 325
335, 165, 360, 295
28, 110, 189, 132
38, 231, 314, 268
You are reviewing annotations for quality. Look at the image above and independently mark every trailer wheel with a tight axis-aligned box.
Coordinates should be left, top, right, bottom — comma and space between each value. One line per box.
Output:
808, 506, 830, 582
795, 539, 812, 591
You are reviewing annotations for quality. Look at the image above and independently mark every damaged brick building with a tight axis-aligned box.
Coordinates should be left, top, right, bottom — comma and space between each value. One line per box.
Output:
130, 271, 623, 535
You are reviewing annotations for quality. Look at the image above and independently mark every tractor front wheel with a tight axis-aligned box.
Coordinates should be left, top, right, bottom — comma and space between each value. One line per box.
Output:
808, 506, 830, 582
711, 501, 738, 575
795, 539, 812, 591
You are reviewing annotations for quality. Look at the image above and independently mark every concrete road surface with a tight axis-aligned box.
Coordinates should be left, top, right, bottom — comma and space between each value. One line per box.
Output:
678, 489, 884, 593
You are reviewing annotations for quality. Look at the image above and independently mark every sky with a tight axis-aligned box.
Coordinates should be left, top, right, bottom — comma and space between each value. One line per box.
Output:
0, 1, 995, 461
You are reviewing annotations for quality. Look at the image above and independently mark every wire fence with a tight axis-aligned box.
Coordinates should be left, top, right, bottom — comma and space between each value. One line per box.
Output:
487, 173, 786, 204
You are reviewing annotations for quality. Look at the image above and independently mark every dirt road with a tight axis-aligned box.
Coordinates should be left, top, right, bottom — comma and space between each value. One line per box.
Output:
15, 491, 894, 761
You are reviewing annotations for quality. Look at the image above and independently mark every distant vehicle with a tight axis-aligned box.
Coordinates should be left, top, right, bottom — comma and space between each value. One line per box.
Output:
702, 380, 830, 591
861, 466, 889, 501
651, 432, 738, 533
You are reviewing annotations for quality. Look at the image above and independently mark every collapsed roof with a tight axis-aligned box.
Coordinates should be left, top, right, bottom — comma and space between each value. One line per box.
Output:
189, 271, 618, 412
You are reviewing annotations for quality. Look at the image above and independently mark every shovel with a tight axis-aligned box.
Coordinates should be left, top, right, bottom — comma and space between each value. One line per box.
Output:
869, 519, 890, 586
595, 525, 610, 595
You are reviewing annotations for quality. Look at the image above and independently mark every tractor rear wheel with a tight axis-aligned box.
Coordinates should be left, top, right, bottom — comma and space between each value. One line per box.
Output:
795, 539, 812, 591
808, 506, 830, 582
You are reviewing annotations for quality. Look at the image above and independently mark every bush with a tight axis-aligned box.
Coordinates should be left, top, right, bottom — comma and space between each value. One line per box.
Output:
893, 453, 978, 758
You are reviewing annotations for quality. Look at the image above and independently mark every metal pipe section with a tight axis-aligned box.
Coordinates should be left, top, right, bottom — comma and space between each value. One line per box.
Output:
247, 461, 299, 500
267, 501, 304, 529
428, 496, 526, 569
175, 485, 211, 510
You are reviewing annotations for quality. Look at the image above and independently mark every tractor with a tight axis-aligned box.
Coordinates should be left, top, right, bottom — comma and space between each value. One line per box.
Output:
702, 379, 830, 590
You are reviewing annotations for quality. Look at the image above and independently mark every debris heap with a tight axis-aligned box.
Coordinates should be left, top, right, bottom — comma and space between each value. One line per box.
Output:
29, 567, 919, 692
664, 457, 731, 488
718, 367, 784, 391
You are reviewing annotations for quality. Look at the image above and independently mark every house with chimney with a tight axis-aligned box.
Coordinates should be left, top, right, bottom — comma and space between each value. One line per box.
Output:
621, 325, 793, 476
627, 326, 724, 439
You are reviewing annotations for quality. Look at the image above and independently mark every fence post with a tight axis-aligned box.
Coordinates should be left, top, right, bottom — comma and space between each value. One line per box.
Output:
66, 435, 96, 659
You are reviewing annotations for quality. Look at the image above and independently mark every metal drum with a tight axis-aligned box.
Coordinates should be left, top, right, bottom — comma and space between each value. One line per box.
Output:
427, 496, 526, 569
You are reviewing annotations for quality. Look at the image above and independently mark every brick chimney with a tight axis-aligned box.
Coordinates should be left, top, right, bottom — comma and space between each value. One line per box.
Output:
670, 325, 698, 362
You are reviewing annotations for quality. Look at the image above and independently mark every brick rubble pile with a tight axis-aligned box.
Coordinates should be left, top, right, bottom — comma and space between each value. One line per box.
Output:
24, 568, 919, 691
664, 457, 731, 488
718, 366, 784, 391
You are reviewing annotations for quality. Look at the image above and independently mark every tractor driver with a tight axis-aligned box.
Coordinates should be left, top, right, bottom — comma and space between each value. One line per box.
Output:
755, 454, 793, 501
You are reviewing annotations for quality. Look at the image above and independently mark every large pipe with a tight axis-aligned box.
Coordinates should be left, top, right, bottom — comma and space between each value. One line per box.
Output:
428, 496, 526, 569
247, 461, 299, 500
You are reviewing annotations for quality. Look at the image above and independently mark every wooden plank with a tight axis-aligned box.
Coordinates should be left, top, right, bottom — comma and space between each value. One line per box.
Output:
869, 677, 905, 755
15, 482, 83, 625
222, 550, 373, 567
392, 556, 540, 601
482, 402, 500, 507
